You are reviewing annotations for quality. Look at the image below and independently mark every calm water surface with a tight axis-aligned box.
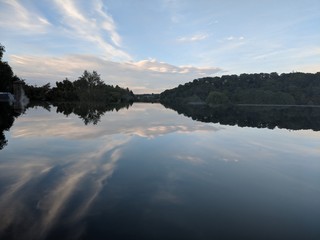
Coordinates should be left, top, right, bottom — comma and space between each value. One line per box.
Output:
0, 103, 320, 239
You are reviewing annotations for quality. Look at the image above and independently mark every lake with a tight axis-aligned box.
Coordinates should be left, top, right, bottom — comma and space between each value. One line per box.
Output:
0, 103, 320, 240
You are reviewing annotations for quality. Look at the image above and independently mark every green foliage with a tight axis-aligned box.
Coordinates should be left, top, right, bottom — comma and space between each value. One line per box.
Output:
24, 82, 51, 101
0, 43, 14, 92
0, 43, 134, 103
45, 70, 134, 103
0, 44, 4, 61
76, 70, 104, 88
206, 91, 229, 105
161, 72, 320, 105
0, 61, 13, 92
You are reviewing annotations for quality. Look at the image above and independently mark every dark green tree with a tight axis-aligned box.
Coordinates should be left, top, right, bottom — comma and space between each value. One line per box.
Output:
0, 43, 14, 92
206, 91, 229, 104
161, 72, 320, 105
0, 43, 5, 61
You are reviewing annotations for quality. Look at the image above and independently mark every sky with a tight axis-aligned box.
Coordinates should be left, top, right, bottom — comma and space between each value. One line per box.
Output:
0, 0, 319, 93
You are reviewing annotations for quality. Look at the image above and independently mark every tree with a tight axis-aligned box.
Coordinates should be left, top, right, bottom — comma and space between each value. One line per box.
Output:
161, 72, 320, 105
0, 62, 14, 92
206, 91, 229, 105
0, 43, 5, 61
0, 44, 14, 92
76, 70, 104, 89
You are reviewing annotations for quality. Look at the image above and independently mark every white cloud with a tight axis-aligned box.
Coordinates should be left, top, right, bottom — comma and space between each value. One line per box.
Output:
55, 0, 86, 22
9, 54, 223, 93
226, 36, 245, 41
93, 0, 122, 47
130, 58, 220, 75
0, 0, 130, 61
0, 0, 51, 33
53, 0, 130, 61
177, 33, 208, 42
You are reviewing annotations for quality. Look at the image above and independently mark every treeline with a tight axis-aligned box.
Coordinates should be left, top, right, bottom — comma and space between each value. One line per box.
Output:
161, 72, 320, 105
24, 70, 135, 103
0, 43, 134, 103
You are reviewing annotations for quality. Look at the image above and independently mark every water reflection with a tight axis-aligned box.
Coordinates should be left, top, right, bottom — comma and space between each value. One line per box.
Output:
54, 102, 132, 125
0, 103, 320, 239
0, 102, 132, 150
0, 137, 128, 239
9, 103, 221, 140
163, 103, 320, 131
0, 103, 21, 150
2, 101, 320, 152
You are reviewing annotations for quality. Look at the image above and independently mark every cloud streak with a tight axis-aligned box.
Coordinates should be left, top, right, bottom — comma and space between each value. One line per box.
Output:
0, 0, 50, 33
226, 36, 245, 41
53, 0, 130, 60
177, 33, 209, 42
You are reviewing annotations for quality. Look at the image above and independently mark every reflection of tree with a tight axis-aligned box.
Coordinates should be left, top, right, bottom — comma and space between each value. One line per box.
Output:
54, 102, 132, 125
0, 101, 132, 150
0, 103, 20, 150
27, 101, 51, 112
0, 132, 7, 150
163, 103, 320, 131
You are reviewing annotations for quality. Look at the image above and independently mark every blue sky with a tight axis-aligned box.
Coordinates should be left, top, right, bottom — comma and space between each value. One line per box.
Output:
1, 0, 319, 93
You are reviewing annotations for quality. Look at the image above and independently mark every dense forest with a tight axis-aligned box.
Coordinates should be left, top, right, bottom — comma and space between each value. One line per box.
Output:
161, 72, 320, 105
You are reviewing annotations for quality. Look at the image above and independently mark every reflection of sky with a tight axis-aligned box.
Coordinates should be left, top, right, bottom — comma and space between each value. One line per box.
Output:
9, 103, 222, 140
1, 103, 320, 239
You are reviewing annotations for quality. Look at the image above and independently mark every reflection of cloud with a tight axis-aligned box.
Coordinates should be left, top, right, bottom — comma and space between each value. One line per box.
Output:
152, 171, 181, 205
11, 104, 222, 140
0, 103, 224, 238
175, 155, 204, 165
129, 124, 221, 138
222, 158, 239, 163
0, 136, 129, 239
0, 161, 52, 234
153, 190, 180, 204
